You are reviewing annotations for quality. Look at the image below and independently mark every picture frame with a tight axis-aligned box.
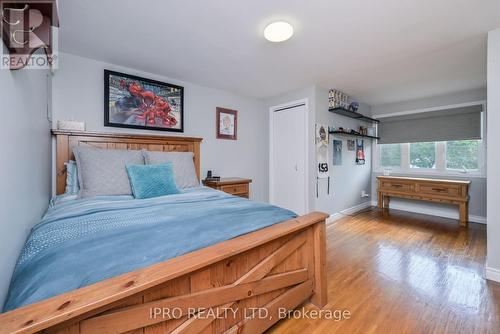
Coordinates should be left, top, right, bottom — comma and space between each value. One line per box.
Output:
216, 107, 238, 140
104, 69, 184, 132
333, 140, 342, 165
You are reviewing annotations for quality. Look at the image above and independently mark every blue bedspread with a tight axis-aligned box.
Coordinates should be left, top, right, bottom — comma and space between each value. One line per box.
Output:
3, 187, 296, 312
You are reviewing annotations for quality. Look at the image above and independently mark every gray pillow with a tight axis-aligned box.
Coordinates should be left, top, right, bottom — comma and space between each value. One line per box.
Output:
73, 146, 145, 198
144, 151, 199, 188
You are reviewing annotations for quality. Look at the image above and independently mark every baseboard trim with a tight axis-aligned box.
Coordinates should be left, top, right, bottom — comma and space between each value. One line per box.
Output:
326, 201, 372, 224
485, 266, 500, 283
370, 201, 486, 224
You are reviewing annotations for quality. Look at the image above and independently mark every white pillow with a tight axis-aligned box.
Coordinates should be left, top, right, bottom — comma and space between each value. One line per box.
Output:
144, 151, 199, 188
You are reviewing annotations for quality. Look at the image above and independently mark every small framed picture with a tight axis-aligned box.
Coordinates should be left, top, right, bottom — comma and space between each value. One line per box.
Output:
216, 107, 237, 140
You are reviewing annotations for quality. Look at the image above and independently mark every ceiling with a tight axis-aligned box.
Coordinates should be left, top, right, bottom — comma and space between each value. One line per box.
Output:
58, 0, 500, 106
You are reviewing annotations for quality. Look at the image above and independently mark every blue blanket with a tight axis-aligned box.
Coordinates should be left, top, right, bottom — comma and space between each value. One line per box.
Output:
3, 187, 296, 312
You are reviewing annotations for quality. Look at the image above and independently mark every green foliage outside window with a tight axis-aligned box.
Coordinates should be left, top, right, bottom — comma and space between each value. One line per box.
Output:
380, 144, 401, 167
446, 140, 479, 170
410, 142, 436, 168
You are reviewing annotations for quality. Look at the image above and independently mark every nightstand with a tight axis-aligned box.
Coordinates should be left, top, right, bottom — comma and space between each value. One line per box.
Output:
202, 178, 252, 198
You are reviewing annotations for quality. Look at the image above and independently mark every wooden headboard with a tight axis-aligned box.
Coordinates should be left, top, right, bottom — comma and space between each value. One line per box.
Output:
53, 130, 202, 195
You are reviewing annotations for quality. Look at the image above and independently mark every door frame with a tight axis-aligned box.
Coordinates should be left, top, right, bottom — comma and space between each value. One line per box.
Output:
269, 98, 310, 214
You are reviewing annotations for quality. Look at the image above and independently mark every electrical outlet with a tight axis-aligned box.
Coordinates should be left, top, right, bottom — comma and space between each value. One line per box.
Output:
361, 190, 370, 198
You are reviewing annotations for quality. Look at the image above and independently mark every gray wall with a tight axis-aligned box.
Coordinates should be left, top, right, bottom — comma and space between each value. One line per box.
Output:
487, 28, 500, 273
52, 53, 268, 202
370, 88, 487, 221
0, 70, 51, 306
265, 86, 373, 216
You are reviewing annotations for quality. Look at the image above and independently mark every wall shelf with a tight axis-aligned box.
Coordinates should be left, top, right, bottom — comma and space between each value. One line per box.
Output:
329, 130, 380, 140
329, 107, 380, 124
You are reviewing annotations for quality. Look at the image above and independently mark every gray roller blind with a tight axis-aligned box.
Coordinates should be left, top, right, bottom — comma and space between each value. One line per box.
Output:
377, 105, 482, 144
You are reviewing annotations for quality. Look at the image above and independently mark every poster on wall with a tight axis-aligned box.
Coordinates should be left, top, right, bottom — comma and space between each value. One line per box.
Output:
315, 124, 329, 178
347, 140, 355, 151
104, 70, 184, 132
356, 139, 366, 165
333, 140, 342, 165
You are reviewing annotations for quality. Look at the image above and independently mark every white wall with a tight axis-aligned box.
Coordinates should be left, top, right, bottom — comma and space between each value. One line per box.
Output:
370, 88, 488, 222
52, 53, 268, 202
0, 70, 51, 307
486, 28, 500, 281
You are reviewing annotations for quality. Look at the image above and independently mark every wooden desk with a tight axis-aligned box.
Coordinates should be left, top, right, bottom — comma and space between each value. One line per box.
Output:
202, 177, 252, 198
377, 176, 471, 226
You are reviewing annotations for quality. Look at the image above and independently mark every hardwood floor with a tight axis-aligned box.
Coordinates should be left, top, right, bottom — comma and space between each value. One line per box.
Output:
269, 208, 500, 333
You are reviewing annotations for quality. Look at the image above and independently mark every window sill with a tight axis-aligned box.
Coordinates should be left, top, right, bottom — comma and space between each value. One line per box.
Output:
373, 169, 486, 179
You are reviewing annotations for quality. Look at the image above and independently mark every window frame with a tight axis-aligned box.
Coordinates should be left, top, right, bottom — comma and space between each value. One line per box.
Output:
374, 140, 486, 177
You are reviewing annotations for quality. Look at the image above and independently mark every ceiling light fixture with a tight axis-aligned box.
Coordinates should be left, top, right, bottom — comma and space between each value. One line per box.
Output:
264, 21, 294, 42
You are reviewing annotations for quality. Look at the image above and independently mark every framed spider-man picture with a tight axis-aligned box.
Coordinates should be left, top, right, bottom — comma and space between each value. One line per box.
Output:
104, 70, 184, 132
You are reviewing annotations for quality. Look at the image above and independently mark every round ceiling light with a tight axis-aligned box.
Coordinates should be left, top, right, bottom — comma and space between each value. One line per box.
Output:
264, 21, 294, 42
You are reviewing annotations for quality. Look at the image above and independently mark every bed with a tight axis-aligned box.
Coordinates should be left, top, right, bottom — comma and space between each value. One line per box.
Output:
0, 130, 328, 334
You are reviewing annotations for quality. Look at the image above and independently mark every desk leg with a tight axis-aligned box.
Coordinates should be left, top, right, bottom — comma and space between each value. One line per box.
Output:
383, 195, 390, 209
459, 202, 468, 227
378, 192, 383, 209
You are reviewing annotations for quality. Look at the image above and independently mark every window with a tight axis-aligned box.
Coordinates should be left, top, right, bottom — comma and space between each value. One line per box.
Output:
376, 140, 484, 176
380, 144, 401, 167
409, 142, 436, 169
446, 140, 480, 171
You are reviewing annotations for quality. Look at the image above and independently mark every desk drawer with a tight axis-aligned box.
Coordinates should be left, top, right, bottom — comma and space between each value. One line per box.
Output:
380, 180, 414, 193
417, 183, 461, 197
221, 184, 248, 195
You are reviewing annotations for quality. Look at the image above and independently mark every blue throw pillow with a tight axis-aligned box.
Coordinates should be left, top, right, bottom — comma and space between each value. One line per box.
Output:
126, 163, 180, 199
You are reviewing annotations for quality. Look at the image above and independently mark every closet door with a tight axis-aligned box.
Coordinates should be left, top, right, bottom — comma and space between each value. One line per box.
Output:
270, 103, 307, 215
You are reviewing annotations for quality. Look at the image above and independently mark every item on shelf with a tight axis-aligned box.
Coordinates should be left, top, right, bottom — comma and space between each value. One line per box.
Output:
328, 89, 349, 109
349, 102, 359, 112
367, 127, 376, 137
359, 126, 368, 135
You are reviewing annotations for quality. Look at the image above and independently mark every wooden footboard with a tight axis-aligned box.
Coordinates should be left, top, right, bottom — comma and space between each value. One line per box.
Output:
0, 212, 328, 334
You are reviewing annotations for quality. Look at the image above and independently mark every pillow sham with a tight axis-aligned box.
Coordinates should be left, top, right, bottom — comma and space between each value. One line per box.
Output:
143, 151, 199, 188
64, 160, 80, 195
73, 146, 145, 198
126, 163, 180, 199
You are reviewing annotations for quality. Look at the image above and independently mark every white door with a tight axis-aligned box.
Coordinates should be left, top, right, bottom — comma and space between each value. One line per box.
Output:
270, 103, 307, 215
